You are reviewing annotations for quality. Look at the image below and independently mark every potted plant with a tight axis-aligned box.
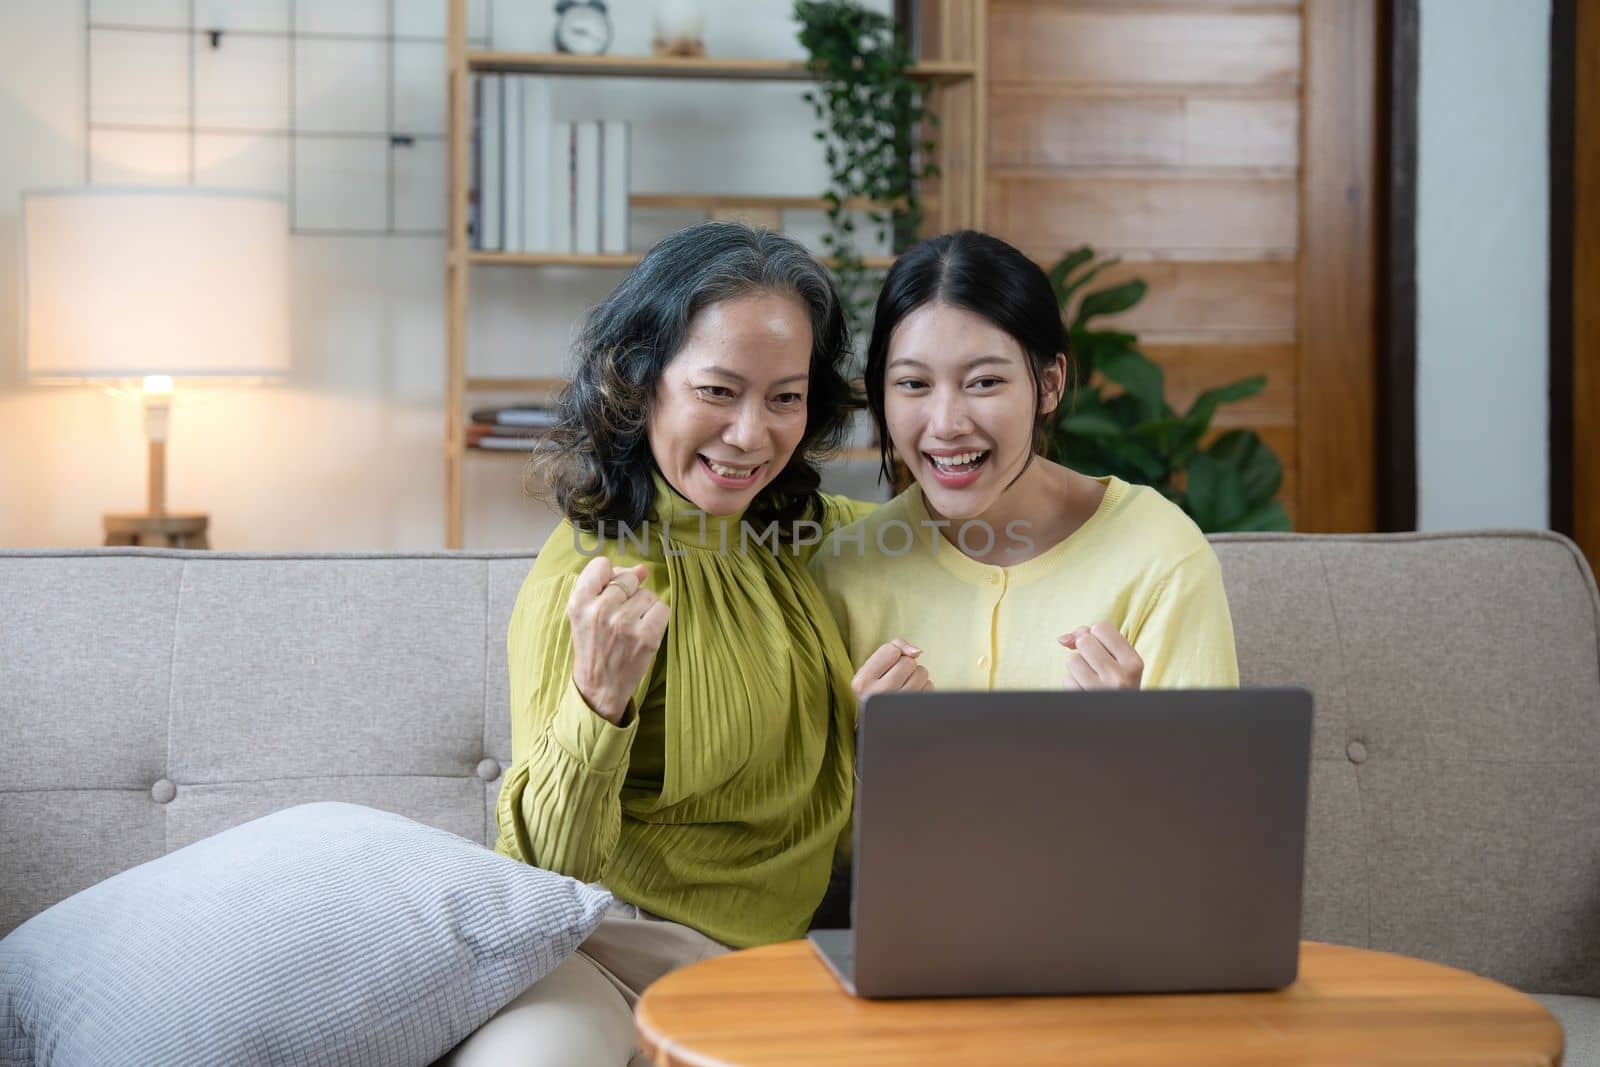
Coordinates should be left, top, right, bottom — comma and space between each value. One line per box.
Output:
795, 0, 938, 335
1047, 248, 1293, 533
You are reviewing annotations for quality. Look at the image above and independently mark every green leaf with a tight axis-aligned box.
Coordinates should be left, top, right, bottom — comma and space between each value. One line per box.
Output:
1046, 247, 1094, 304
1096, 347, 1165, 422
1176, 375, 1267, 462
1069, 329, 1138, 384
1077, 279, 1147, 324
1096, 437, 1167, 486
1128, 415, 1185, 455
1057, 412, 1124, 438
1205, 429, 1283, 504
1183, 375, 1265, 422
1061, 262, 1122, 321
1186, 453, 1249, 533
1228, 499, 1293, 532
1100, 392, 1143, 427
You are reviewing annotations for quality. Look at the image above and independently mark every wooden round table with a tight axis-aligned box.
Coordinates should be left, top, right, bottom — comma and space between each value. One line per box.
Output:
635, 940, 1563, 1066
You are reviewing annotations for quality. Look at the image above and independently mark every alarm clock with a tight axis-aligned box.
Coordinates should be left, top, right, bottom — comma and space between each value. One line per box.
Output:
554, 0, 613, 55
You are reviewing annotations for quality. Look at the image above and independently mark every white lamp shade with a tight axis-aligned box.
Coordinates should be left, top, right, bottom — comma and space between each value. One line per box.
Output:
22, 188, 290, 381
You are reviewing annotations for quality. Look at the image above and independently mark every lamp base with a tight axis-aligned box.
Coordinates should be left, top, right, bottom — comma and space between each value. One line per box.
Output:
103, 512, 210, 549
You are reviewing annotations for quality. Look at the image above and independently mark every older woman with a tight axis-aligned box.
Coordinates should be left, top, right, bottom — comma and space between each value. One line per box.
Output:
449, 222, 870, 1066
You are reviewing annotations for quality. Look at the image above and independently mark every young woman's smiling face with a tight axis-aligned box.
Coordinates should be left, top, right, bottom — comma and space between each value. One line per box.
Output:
648, 289, 813, 516
883, 301, 1062, 523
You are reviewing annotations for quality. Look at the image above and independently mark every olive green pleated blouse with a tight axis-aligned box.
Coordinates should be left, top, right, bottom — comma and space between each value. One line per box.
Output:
493, 474, 874, 948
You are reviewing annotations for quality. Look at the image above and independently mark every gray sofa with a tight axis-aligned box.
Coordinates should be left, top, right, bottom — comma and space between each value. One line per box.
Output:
3, 532, 1597, 1063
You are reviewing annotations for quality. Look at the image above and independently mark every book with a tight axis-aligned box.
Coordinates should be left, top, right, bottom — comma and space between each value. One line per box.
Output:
503, 75, 523, 253
481, 74, 502, 252
600, 121, 630, 255
469, 432, 554, 451
469, 75, 482, 249
467, 423, 553, 446
520, 77, 552, 252
470, 406, 561, 427
468, 419, 552, 435
551, 121, 575, 253
574, 120, 601, 255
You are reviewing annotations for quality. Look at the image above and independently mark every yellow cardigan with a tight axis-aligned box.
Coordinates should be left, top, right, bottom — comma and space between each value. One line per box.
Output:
493, 475, 873, 948
810, 477, 1240, 690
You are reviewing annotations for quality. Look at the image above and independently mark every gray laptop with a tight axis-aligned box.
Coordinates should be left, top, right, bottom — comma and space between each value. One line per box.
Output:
808, 688, 1313, 999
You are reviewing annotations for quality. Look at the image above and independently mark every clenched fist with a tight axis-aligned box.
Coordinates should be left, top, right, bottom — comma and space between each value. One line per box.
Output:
567, 555, 670, 724
1058, 622, 1143, 690
852, 637, 933, 702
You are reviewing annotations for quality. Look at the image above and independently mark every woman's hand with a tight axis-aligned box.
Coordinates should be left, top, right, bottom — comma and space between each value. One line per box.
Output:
851, 638, 933, 701
1058, 622, 1144, 690
567, 556, 670, 725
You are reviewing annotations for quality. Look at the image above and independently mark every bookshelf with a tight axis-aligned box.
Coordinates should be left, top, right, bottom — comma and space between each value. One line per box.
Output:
444, 0, 987, 548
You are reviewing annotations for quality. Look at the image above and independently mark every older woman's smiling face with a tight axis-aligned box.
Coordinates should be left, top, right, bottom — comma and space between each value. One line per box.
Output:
648, 290, 814, 516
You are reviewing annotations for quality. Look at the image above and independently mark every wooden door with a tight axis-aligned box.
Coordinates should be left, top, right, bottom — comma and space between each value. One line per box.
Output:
981, 0, 1378, 531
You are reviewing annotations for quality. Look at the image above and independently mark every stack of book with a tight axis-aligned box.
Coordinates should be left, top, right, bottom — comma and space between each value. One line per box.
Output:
468, 403, 561, 451
471, 74, 630, 255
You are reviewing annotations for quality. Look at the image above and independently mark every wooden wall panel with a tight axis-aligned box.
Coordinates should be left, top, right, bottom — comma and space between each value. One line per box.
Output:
1185, 98, 1301, 166
989, 92, 1298, 170
989, 6, 1300, 88
1146, 343, 1296, 423
1078, 262, 1296, 341
1295, 0, 1377, 531
990, 177, 1298, 257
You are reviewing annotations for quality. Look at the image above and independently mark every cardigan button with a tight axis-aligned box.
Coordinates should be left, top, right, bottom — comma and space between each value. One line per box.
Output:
476, 758, 502, 782
150, 778, 177, 804
1346, 741, 1369, 765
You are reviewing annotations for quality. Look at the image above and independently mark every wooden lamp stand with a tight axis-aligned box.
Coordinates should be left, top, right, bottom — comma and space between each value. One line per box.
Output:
102, 385, 210, 549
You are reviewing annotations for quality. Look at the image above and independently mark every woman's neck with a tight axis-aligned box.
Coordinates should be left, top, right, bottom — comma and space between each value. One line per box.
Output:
924, 457, 1102, 566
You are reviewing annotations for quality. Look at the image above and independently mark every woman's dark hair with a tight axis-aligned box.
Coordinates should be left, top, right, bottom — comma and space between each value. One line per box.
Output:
863, 230, 1070, 486
532, 220, 855, 533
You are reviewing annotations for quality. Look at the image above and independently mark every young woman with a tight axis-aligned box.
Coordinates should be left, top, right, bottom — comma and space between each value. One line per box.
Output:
451, 222, 871, 1066
810, 230, 1238, 702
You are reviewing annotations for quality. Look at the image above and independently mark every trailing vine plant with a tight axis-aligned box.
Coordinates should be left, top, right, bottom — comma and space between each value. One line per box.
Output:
796, 0, 939, 340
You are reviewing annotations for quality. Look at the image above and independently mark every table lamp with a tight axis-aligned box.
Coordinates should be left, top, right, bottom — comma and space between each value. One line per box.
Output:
22, 188, 290, 548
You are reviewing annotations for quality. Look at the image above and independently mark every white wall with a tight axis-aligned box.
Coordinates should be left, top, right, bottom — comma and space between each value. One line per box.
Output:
0, 0, 888, 551
1416, 0, 1550, 530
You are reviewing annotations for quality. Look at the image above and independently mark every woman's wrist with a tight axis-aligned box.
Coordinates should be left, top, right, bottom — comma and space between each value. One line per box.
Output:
573, 679, 630, 726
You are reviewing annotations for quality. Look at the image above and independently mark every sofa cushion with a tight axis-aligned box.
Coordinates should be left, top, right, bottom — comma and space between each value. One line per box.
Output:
0, 802, 612, 1067
1532, 994, 1600, 1067
1214, 531, 1600, 996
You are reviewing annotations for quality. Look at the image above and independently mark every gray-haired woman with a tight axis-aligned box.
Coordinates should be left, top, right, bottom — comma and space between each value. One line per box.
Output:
447, 222, 871, 1065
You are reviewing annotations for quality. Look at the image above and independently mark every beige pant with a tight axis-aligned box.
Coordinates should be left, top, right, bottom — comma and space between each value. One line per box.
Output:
445, 902, 729, 1067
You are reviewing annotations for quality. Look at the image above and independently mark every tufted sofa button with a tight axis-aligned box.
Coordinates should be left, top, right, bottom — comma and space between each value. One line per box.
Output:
150, 778, 177, 804
475, 758, 501, 782
1346, 741, 1369, 765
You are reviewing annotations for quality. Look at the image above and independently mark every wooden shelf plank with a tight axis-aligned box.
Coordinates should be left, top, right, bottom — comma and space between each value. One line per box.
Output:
466, 444, 548, 456
467, 52, 977, 84
466, 376, 567, 392
630, 193, 907, 213
473, 251, 641, 267
468, 443, 884, 462
470, 251, 902, 269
